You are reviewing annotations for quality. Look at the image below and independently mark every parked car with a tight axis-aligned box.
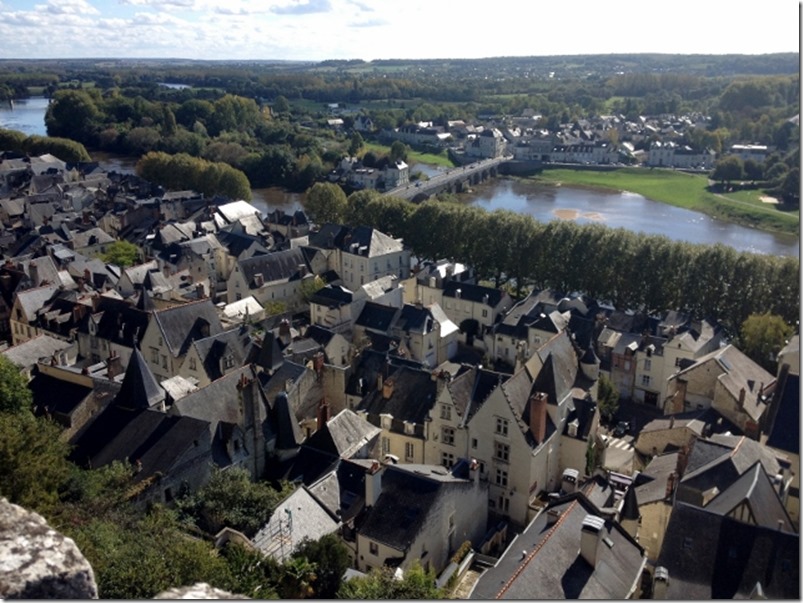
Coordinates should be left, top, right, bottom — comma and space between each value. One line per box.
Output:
613, 421, 630, 438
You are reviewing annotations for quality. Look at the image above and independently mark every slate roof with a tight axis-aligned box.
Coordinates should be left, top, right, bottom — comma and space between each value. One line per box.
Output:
354, 301, 399, 333
442, 280, 505, 307
304, 409, 380, 459
236, 246, 310, 288
530, 331, 579, 404
308, 224, 403, 257
704, 461, 794, 530
152, 298, 223, 357
765, 371, 800, 455
657, 502, 799, 599
252, 486, 339, 563
345, 349, 426, 398
357, 365, 437, 425
3, 334, 73, 370
470, 492, 645, 599
634, 452, 680, 505
14, 284, 59, 322
358, 464, 473, 551
188, 326, 252, 382
81, 296, 150, 348
309, 285, 352, 308
29, 369, 93, 419
114, 346, 166, 410
447, 365, 504, 426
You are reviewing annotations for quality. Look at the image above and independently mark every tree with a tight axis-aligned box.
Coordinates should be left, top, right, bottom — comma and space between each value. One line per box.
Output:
293, 534, 350, 599
305, 182, 348, 225
273, 95, 290, 114
337, 562, 442, 599
739, 313, 794, 373
0, 355, 33, 414
0, 412, 72, 514
742, 158, 763, 181
299, 274, 326, 303
44, 89, 100, 142
781, 167, 799, 206
711, 156, 744, 186
348, 131, 364, 157
597, 374, 619, 423
177, 466, 294, 537
101, 240, 141, 267
390, 140, 409, 163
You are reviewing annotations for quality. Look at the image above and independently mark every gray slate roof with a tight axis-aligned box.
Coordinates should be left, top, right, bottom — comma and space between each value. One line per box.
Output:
152, 298, 223, 357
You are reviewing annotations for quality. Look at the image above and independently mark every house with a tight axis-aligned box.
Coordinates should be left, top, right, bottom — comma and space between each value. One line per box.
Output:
729, 144, 769, 163
2, 333, 77, 379
464, 128, 507, 159
391, 302, 459, 368
356, 364, 438, 464
655, 501, 798, 599
633, 408, 739, 457
170, 366, 272, 480
469, 491, 646, 599
115, 260, 160, 299
664, 345, 775, 437
308, 224, 411, 292
647, 141, 715, 169
177, 325, 253, 388
355, 460, 487, 576
9, 284, 63, 345
138, 298, 224, 383
226, 246, 315, 311
381, 160, 409, 190
631, 451, 681, 562
76, 295, 151, 367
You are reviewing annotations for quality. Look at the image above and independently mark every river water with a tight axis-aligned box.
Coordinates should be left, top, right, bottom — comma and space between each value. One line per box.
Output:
1, 99, 798, 256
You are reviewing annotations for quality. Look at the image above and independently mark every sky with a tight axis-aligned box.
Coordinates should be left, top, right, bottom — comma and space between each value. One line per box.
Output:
0, 0, 800, 62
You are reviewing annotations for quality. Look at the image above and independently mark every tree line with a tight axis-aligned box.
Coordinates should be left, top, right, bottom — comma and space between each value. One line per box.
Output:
313, 185, 800, 332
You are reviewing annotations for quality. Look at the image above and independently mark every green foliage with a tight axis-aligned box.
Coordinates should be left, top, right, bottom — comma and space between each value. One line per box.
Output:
293, 534, 351, 599
0, 128, 91, 162
69, 505, 233, 599
278, 555, 318, 599
0, 355, 32, 414
137, 151, 251, 201
264, 301, 288, 317
739, 313, 794, 373
299, 274, 326, 303
177, 466, 295, 537
390, 140, 409, 163
0, 412, 72, 514
597, 374, 620, 422
218, 542, 280, 599
712, 156, 744, 184
337, 562, 442, 599
348, 131, 364, 156
451, 540, 472, 565
305, 182, 348, 225
101, 240, 141, 267
45, 88, 100, 142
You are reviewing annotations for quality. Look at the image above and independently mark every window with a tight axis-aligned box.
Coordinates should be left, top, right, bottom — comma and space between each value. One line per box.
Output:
644, 358, 652, 371
405, 442, 414, 460
482, 309, 488, 318
189, 357, 196, 370
151, 349, 159, 364
471, 438, 478, 449
442, 427, 455, 446
440, 404, 451, 420
381, 437, 390, 454
498, 496, 510, 513
675, 357, 682, 367
448, 513, 455, 529
495, 468, 508, 487
369, 542, 379, 555
162, 355, 168, 369
441, 452, 455, 468
641, 374, 651, 386
494, 441, 510, 463
495, 417, 509, 436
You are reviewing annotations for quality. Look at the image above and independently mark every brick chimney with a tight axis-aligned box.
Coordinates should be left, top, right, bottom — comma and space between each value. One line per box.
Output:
365, 460, 383, 507
317, 397, 330, 431
528, 391, 548, 444
382, 378, 395, 400
665, 472, 677, 500
107, 351, 122, 379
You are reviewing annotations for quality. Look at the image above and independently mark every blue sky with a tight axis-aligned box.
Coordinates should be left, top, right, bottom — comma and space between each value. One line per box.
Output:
0, 0, 800, 61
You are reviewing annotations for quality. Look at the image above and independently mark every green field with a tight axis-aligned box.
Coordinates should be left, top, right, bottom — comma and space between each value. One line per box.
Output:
535, 168, 799, 235
362, 142, 455, 168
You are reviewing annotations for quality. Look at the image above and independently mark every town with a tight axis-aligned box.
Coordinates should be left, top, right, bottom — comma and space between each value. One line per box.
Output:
0, 135, 798, 598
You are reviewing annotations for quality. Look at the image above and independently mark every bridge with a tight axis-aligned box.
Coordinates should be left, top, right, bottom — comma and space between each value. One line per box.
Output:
383, 155, 512, 201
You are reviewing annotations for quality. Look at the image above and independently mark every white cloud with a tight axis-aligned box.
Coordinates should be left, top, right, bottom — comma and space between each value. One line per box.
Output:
37, 0, 100, 15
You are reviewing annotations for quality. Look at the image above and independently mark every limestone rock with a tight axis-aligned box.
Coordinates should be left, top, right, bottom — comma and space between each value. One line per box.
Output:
0, 497, 98, 599
155, 582, 247, 599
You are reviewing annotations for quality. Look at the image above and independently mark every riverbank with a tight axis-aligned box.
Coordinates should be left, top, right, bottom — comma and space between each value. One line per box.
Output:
534, 167, 799, 236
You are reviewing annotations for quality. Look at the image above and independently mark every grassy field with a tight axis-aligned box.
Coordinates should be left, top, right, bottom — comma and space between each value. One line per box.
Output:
535, 167, 799, 236
362, 142, 455, 168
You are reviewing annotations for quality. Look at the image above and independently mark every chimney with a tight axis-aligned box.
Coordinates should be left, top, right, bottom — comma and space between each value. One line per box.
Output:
365, 461, 382, 507
669, 416, 675, 429
653, 566, 670, 599
196, 282, 205, 299
738, 387, 746, 408
317, 397, 330, 431
665, 472, 677, 500
29, 262, 39, 286
528, 391, 548, 444
579, 514, 605, 568
382, 378, 394, 400
107, 351, 122, 379
279, 319, 291, 341
469, 458, 480, 484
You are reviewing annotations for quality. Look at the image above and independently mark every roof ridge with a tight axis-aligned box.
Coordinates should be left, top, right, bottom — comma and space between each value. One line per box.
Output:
496, 497, 581, 598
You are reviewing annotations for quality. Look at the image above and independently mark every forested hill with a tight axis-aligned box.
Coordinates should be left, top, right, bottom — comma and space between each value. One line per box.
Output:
0, 52, 797, 78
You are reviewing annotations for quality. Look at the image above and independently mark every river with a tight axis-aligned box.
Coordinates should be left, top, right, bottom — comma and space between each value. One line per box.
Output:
1, 99, 798, 256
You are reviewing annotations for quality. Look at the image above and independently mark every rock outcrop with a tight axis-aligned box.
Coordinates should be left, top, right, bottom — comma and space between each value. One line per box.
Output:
0, 497, 98, 599
155, 583, 246, 599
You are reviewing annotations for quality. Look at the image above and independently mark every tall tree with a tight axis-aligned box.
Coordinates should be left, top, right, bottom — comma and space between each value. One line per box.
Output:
305, 182, 348, 225
739, 313, 794, 373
